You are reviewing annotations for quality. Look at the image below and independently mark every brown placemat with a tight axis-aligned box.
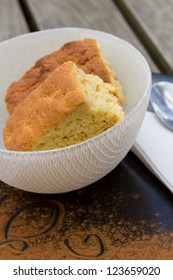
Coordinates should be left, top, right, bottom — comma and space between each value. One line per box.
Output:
1, 152, 173, 260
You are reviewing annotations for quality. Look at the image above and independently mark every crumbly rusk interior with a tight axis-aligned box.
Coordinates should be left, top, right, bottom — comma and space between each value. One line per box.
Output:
4, 62, 125, 151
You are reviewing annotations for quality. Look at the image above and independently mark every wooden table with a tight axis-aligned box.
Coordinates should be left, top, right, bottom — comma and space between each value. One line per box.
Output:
0, 0, 173, 260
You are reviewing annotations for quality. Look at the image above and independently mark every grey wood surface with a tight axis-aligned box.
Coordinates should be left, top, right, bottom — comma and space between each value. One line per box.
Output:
25, 0, 158, 72
122, 0, 173, 73
0, 0, 29, 42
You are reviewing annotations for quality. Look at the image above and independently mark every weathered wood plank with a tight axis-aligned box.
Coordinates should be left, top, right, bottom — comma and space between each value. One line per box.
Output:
122, 0, 173, 73
25, 0, 158, 72
0, 0, 29, 42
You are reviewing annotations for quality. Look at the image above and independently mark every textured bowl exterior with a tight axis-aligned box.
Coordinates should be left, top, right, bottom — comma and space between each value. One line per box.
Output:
0, 98, 149, 193
0, 28, 151, 193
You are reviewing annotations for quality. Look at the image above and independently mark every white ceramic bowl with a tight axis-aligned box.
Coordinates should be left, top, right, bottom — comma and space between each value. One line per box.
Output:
0, 28, 151, 193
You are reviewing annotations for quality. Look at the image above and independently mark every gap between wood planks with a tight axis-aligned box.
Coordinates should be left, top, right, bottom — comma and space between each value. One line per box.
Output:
18, 0, 39, 32
18, 0, 173, 74
113, 0, 173, 75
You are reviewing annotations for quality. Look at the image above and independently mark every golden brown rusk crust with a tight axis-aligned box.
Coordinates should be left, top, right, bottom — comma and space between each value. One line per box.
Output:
5, 38, 124, 114
4, 62, 125, 151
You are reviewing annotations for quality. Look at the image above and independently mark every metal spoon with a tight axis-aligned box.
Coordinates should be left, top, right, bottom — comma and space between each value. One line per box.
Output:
150, 81, 173, 131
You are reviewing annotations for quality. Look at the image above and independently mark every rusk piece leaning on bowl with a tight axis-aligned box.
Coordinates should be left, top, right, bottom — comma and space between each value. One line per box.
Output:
5, 38, 124, 115
3, 61, 125, 152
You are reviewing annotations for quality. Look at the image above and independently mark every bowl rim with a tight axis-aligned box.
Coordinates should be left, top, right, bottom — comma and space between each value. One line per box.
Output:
0, 27, 152, 156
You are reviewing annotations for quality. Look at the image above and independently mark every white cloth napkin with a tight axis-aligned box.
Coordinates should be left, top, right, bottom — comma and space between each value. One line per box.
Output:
132, 111, 173, 193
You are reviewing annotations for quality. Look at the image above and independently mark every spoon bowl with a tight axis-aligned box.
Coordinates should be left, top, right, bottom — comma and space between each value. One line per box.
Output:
151, 81, 173, 131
